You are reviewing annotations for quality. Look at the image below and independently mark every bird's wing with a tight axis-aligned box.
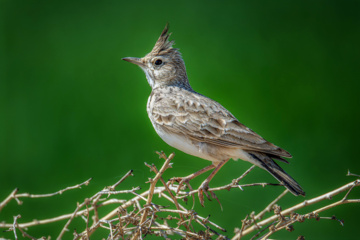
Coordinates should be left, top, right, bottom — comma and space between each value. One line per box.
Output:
150, 87, 292, 158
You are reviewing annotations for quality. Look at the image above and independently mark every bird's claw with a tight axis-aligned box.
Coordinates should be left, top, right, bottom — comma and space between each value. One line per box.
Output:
170, 177, 192, 193
198, 181, 211, 207
170, 178, 221, 208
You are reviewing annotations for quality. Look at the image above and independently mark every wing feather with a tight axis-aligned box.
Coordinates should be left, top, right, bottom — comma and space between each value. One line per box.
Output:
150, 87, 292, 158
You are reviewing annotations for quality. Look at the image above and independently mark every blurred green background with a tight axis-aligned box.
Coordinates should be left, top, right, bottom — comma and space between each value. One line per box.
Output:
1, 0, 359, 239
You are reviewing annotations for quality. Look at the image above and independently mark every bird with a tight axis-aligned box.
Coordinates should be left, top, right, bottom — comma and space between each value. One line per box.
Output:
123, 24, 305, 205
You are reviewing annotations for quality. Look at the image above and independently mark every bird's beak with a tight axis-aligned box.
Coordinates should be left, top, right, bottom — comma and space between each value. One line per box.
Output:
122, 57, 145, 67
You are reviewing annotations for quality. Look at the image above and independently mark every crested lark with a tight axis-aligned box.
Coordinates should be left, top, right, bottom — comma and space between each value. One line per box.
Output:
123, 25, 305, 205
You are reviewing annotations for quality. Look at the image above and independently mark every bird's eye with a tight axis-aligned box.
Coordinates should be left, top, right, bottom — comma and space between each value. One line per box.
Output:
154, 59, 163, 65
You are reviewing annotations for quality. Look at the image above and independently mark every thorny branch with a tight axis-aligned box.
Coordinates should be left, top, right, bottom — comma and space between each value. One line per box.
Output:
131, 152, 174, 240
232, 178, 360, 240
0, 152, 359, 239
0, 178, 92, 212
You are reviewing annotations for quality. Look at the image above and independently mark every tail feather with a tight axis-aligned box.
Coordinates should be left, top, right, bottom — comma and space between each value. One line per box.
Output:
247, 152, 305, 196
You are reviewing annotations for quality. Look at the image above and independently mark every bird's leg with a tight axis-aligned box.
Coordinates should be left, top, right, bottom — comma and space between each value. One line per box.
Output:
171, 164, 216, 193
198, 159, 229, 206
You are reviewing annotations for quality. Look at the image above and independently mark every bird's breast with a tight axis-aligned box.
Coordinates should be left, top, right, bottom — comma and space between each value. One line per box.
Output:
151, 123, 220, 162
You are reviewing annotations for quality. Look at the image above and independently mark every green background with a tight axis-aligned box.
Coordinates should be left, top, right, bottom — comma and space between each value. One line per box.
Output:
1, 0, 359, 239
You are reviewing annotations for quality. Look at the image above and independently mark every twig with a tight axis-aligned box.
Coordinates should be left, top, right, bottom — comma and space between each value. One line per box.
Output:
97, 187, 141, 196
131, 152, 174, 239
0, 188, 19, 211
320, 216, 344, 226
85, 204, 90, 240
58, 175, 138, 239
0, 199, 124, 229
13, 215, 20, 239
347, 170, 360, 178
235, 215, 249, 240
109, 170, 134, 191
183, 182, 282, 196
195, 218, 230, 239
255, 189, 289, 220
16, 178, 92, 199
207, 183, 282, 192
235, 179, 360, 238
160, 192, 226, 232
234, 165, 256, 186
248, 221, 276, 240
147, 162, 189, 230
57, 198, 91, 239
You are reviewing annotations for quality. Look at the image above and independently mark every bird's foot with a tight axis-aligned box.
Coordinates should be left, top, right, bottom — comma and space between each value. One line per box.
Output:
198, 180, 211, 207
169, 176, 193, 193
197, 181, 222, 208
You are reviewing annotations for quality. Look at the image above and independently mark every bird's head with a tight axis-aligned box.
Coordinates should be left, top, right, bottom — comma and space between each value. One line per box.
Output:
123, 24, 191, 90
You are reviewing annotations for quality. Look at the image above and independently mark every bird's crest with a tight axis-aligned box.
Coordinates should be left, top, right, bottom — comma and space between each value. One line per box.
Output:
150, 24, 178, 56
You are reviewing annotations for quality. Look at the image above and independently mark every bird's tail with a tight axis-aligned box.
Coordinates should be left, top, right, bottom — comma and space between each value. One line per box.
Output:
247, 152, 305, 196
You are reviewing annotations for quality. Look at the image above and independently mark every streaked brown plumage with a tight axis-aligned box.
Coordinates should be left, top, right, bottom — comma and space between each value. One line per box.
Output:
123, 24, 305, 205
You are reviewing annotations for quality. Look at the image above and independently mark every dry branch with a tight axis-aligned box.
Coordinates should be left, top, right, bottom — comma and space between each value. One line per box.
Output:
0, 152, 359, 239
233, 179, 360, 239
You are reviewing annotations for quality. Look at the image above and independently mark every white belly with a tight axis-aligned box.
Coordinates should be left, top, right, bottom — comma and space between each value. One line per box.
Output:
152, 123, 253, 165
154, 125, 219, 161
